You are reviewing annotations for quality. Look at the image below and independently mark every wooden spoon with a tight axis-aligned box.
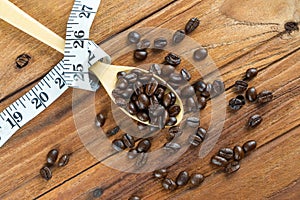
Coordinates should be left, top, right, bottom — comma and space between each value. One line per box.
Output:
0, 0, 184, 126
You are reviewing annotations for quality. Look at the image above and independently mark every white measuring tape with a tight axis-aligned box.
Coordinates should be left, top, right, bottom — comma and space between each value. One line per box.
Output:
0, 0, 111, 147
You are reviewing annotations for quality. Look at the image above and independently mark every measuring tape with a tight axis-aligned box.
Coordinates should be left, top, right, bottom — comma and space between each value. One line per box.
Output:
0, 0, 111, 147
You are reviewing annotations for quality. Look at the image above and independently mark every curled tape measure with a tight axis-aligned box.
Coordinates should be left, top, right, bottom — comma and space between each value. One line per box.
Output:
0, 0, 111, 147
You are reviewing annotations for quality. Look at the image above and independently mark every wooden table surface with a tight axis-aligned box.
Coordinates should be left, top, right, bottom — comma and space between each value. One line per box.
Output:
0, 0, 299, 199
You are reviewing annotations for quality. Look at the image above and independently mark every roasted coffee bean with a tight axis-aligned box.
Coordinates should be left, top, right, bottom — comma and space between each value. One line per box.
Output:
248, 114, 262, 128
246, 87, 257, 102
149, 64, 162, 75
212, 80, 225, 97
106, 126, 120, 137
229, 97, 244, 111
153, 168, 168, 179
125, 72, 138, 82
190, 173, 204, 187
128, 31, 141, 44
201, 83, 212, 98
186, 97, 198, 112
168, 126, 183, 140
186, 117, 200, 127
145, 81, 158, 96
194, 80, 207, 93
162, 178, 177, 191
129, 196, 141, 200
95, 113, 106, 127
180, 69, 191, 81
134, 50, 148, 61
122, 88, 134, 99
128, 149, 139, 159
245, 68, 258, 80
137, 112, 149, 122
163, 142, 181, 153
127, 101, 138, 115
168, 105, 181, 117
46, 149, 59, 166
136, 94, 150, 110
181, 86, 195, 98
131, 69, 144, 77
161, 65, 175, 76
233, 145, 244, 161
166, 117, 177, 126
189, 127, 206, 146
242, 140, 257, 154
122, 133, 135, 148
93, 188, 103, 198
257, 90, 273, 103
225, 161, 240, 174
154, 37, 168, 49
58, 154, 70, 167
176, 171, 189, 186
116, 78, 128, 90
196, 127, 207, 141
169, 73, 183, 83
163, 93, 173, 108
139, 73, 153, 83
172, 30, 185, 44
235, 80, 248, 92
137, 139, 151, 153
112, 139, 126, 151
133, 81, 144, 95
218, 148, 234, 160
169, 92, 176, 106
40, 166, 52, 181
211, 155, 228, 167
165, 53, 181, 66
185, 17, 200, 34
284, 21, 299, 33
136, 152, 148, 168
197, 96, 207, 110
16, 53, 31, 68
136, 39, 151, 50
117, 71, 127, 79
115, 97, 127, 107
236, 95, 246, 105
193, 48, 207, 61
155, 87, 165, 100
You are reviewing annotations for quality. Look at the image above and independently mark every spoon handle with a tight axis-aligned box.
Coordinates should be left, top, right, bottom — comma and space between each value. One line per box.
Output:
0, 0, 65, 53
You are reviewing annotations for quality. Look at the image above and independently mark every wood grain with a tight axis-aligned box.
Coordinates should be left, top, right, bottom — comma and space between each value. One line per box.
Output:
0, 0, 299, 199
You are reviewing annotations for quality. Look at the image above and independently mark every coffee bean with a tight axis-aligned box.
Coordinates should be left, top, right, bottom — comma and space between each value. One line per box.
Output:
284, 21, 299, 33
137, 112, 150, 122
136, 152, 148, 168
155, 87, 165, 100
229, 97, 244, 111
128, 31, 141, 44
40, 166, 52, 181
115, 97, 127, 108
169, 73, 183, 83
122, 88, 134, 99
136, 94, 150, 110
211, 155, 228, 167
236, 95, 246, 105
165, 53, 181, 66
134, 50, 148, 61
181, 86, 195, 98
112, 139, 126, 151
190, 173, 204, 187
154, 37, 168, 49
163, 93, 173, 108
176, 171, 189, 186
136, 39, 151, 50
257, 90, 273, 103
122, 133, 135, 148
189, 127, 206, 147
168, 105, 181, 117
16, 53, 31, 68
95, 113, 106, 127
117, 71, 127, 79
127, 101, 138, 115
124, 73, 138, 83
145, 80, 158, 96
248, 114, 262, 128
197, 96, 207, 110
161, 65, 175, 76
233, 145, 244, 161
246, 87, 257, 102
245, 68, 258, 80
166, 117, 177, 126
58, 154, 70, 167
218, 148, 234, 160
172, 30, 185, 44
212, 80, 225, 97
163, 142, 181, 153
193, 48, 207, 61
186, 117, 200, 127
225, 161, 240, 174
235, 80, 248, 92
242, 140, 257, 154
194, 80, 207, 93
131, 69, 144, 77
149, 64, 162, 76
185, 17, 200, 34
129, 196, 141, 200
106, 126, 120, 137
169, 92, 176, 106
46, 149, 59, 166
153, 168, 168, 179
137, 139, 151, 153
93, 188, 103, 198
167, 126, 183, 140
180, 69, 191, 81
138, 73, 153, 83
128, 149, 139, 159
162, 178, 177, 191
116, 78, 128, 90
186, 97, 198, 112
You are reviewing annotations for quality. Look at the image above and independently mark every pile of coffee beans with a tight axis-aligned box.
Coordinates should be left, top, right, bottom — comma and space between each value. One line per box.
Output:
153, 168, 205, 191
211, 140, 257, 174
40, 149, 70, 181
112, 69, 181, 128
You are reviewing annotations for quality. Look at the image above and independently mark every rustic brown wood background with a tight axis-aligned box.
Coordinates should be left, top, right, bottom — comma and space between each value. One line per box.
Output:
0, 0, 299, 199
